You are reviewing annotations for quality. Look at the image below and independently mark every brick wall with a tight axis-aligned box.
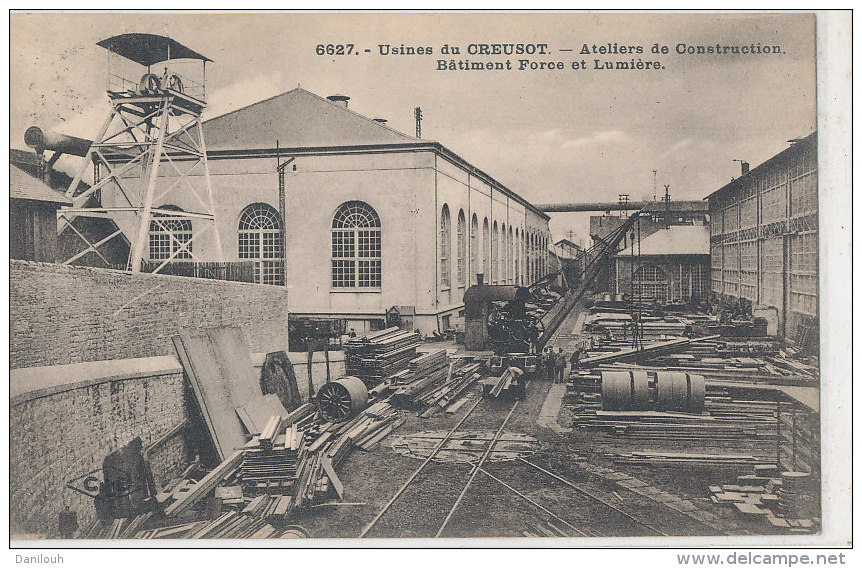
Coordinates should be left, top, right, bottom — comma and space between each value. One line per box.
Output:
10, 362, 196, 538
10, 260, 291, 369
9, 350, 346, 539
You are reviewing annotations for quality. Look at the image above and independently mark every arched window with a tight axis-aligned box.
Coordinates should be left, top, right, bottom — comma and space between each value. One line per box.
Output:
633, 264, 669, 303
149, 205, 192, 261
332, 201, 381, 288
238, 203, 283, 285
440, 205, 451, 289
514, 228, 520, 284
470, 214, 479, 285
500, 223, 507, 283
508, 226, 514, 284
492, 221, 499, 284
457, 210, 467, 287
482, 218, 490, 281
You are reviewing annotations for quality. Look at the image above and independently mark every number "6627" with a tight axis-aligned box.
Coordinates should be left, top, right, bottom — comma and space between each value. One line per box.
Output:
316, 44, 355, 55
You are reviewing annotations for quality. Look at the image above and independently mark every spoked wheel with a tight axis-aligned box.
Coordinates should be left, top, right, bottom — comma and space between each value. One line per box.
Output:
316, 377, 369, 422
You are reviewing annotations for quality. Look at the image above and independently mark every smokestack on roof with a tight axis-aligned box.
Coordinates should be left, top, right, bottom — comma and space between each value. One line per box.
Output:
741, 161, 750, 175
326, 94, 350, 108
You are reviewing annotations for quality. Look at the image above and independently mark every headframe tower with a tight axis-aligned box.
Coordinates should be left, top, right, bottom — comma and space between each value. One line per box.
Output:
59, 33, 222, 272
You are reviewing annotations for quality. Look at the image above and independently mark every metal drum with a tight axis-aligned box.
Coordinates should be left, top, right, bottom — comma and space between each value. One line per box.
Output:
687, 373, 706, 413
316, 376, 368, 422
656, 372, 705, 412
601, 371, 632, 410
602, 370, 705, 413
656, 372, 688, 411
631, 370, 651, 409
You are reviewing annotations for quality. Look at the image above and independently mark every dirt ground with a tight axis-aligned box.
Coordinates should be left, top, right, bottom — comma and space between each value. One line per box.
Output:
292, 306, 771, 540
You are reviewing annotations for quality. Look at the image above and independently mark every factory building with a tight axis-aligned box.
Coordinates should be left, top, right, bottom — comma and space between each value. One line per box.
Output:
101, 88, 552, 335
706, 132, 818, 348
588, 201, 710, 294
613, 225, 710, 305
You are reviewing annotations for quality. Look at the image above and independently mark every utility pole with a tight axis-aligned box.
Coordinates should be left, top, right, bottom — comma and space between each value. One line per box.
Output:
414, 107, 423, 138
664, 185, 671, 229
652, 169, 658, 201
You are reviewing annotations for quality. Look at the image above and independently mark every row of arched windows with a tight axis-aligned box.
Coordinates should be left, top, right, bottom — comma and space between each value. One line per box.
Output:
439, 204, 551, 293
150, 203, 285, 286
147, 199, 549, 293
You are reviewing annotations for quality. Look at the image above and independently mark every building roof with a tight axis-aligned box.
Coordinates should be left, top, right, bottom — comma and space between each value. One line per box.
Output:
704, 131, 817, 201
202, 87, 550, 220
616, 225, 709, 257
10, 164, 72, 204
203, 87, 416, 149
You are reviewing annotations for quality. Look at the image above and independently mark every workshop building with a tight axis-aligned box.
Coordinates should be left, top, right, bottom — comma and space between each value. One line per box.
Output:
614, 225, 710, 305
101, 88, 553, 335
706, 132, 818, 347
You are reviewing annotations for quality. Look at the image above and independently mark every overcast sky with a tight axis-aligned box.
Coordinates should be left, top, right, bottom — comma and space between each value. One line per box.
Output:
10, 12, 816, 242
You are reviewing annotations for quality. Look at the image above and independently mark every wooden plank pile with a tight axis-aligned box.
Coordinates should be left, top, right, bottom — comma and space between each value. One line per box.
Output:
345, 327, 422, 385
581, 311, 818, 386
569, 379, 779, 465
707, 466, 819, 533
292, 401, 404, 508
613, 450, 765, 467
584, 313, 692, 340
390, 358, 483, 413
580, 336, 720, 367
240, 424, 305, 492
82, 493, 306, 539
483, 367, 518, 398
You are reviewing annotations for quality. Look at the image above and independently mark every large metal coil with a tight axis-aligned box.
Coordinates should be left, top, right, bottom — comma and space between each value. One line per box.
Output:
316, 376, 368, 422
601, 370, 704, 413
601, 370, 650, 411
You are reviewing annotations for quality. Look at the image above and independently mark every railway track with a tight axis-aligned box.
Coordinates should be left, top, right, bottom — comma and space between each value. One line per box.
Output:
358, 391, 667, 539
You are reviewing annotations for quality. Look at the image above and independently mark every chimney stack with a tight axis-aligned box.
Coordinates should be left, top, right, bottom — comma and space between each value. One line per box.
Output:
326, 94, 350, 108
741, 161, 750, 175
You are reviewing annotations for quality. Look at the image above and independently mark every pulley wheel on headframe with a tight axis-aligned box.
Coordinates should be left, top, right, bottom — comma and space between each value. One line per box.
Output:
316, 376, 369, 422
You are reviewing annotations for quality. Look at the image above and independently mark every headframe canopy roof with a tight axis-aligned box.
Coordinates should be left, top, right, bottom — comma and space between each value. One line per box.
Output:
97, 33, 212, 66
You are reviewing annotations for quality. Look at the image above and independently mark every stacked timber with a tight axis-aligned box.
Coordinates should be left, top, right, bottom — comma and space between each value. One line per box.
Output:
485, 367, 517, 398
83, 495, 307, 539
613, 450, 765, 467
292, 401, 405, 508
584, 313, 692, 339
390, 359, 482, 412
240, 423, 305, 492
345, 327, 421, 385
569, 378, 779, 466
707, 466, 820, 533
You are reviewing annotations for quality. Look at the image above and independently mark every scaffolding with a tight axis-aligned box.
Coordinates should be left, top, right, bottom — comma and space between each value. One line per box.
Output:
59, 33, 222, 272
